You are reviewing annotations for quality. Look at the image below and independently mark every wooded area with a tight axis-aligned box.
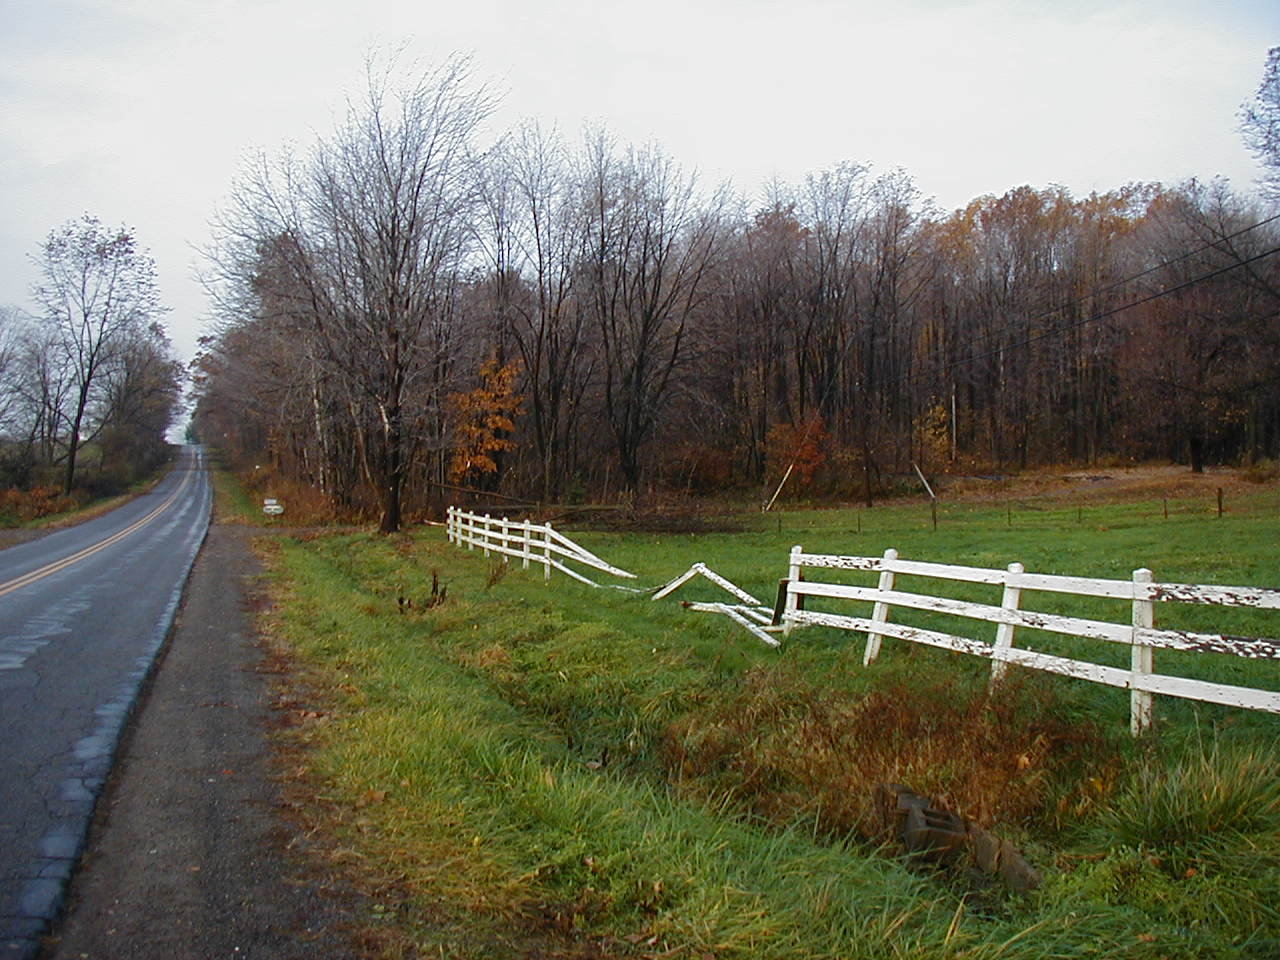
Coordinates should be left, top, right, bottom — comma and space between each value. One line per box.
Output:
193, 54, 1280, 530
0, 215, 183, 509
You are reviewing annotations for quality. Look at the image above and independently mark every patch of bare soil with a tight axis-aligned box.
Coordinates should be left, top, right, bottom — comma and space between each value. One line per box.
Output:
938, 464, 1270, 504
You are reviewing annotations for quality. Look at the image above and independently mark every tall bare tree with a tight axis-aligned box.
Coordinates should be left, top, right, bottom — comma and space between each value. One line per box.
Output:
212, 54, 493, 531
479, 123, 595, 498
578, 132, 728, 492
1240, 46, 1280, 202
32, 215, 164, 492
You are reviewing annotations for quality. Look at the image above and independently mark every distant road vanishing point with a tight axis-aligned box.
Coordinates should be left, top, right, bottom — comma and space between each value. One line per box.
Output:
0, 446, 211, 959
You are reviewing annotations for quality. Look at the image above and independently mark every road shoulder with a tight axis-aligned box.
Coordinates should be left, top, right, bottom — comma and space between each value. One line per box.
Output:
39, 524, 360, 959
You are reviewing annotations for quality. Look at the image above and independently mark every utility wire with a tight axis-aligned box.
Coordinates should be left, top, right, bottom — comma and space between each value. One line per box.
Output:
764, 217, 1280, 505
911, 242, 1280, 388
932, 209, 1280, 369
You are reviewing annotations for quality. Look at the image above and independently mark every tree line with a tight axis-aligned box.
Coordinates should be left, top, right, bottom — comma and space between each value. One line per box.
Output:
194, 55, 1280, 532
1, 215, 183, 502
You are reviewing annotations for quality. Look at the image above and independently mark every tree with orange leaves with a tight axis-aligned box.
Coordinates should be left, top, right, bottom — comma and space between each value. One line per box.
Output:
447, 355, 524, 486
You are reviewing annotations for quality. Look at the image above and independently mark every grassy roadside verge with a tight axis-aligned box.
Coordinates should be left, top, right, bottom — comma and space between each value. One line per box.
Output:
258, 486, 1280, 958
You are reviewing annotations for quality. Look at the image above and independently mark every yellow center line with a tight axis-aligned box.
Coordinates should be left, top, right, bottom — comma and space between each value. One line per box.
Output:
0, 467, 196, 600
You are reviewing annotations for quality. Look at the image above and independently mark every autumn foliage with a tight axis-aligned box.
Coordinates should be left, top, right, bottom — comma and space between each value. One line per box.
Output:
765, 415, 829, 489
0, 486, 79, 526
446, 356, 524, 485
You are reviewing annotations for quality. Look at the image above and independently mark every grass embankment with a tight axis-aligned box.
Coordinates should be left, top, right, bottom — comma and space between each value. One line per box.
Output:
260, 484, 1280, 958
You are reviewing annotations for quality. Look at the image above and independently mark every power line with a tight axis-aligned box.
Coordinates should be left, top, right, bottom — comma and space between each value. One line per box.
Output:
914, 242, 1280, 388
934, 209, 1280, 369
764, 214, 1280, 502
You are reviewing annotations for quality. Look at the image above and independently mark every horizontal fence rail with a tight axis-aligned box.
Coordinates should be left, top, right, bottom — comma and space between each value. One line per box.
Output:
446, 507, 637, 587
778, 546, 1280, 735
444, 510, 1280, 735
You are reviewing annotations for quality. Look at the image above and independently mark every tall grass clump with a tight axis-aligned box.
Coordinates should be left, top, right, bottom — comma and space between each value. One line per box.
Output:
664, 659, 1122, 839
1056, 738, 1280, 948
1098, 739, 1280, 849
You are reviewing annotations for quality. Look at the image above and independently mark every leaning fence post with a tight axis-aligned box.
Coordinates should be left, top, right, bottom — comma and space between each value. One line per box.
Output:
543, 520, 553, 581
783, 545, 802, 635
863, 548, 899, 666
1131, 568, 1155, 736
990, 561, 1024, 685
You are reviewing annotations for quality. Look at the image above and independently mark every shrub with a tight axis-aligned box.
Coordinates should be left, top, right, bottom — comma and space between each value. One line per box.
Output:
663, 663, 1118, 838
0, 485, 80, 525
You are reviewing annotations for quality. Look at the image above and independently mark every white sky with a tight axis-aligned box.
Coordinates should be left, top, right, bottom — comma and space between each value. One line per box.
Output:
2, 0, 1277, 367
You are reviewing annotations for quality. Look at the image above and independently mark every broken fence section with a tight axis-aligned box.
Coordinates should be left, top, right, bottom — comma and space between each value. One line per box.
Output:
446, 508, 781, 645
446, 506, 639, 589
652, 562, 781, 646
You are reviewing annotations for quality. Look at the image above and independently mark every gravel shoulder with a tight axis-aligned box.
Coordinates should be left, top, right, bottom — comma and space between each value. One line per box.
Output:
37, 524, 361, 960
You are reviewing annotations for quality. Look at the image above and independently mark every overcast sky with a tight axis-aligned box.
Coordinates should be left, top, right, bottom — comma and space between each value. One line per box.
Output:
2, 0, 1277, 366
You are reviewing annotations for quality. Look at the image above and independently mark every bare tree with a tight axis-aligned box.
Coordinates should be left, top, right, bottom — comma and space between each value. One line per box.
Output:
480, 123, 595, 498
0, 306, 24, 438
211, 54, 493, 531
578, 132, 728, 492
32, 215, 164, 492
1240, 46, 1280, 202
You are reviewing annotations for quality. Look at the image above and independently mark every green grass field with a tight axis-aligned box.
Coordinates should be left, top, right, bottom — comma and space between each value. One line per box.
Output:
259, 483, 1280, 958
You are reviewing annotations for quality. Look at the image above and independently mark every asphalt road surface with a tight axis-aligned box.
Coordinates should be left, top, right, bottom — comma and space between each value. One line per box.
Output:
0, 448, 211, 958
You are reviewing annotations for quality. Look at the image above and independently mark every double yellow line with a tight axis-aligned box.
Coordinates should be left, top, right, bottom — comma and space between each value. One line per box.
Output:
0, 468, 194, 600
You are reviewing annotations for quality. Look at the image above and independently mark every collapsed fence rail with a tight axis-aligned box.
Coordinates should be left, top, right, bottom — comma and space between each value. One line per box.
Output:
447, 507, 778, 641
445, 507, 1280, 735
446, 506, 638, 588
778, 546, 1280, 735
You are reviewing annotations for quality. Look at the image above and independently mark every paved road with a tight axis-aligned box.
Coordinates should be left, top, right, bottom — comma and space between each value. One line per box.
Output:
0, 447, 211, 958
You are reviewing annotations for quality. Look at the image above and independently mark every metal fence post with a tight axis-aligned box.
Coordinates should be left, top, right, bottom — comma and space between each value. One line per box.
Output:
1131, 568, 1155, 735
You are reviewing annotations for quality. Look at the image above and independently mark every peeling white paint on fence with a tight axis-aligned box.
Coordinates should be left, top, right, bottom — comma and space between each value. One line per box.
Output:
778, 545, 1280, 734
445, 508, 1280, 734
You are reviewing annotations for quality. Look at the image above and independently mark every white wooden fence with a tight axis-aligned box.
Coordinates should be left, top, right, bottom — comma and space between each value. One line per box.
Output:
778, 546, 1280, 734
446, 507, 637, 588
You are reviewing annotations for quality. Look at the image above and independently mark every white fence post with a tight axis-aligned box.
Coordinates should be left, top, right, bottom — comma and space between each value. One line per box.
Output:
483, 514, 492, 557
784, 545, 802, 635
990, 561, 1024, 685
863, 548, 899, 666
1131, 568, 1155, 735
464, 509, 474, 550
447, 506, 454, 544
544, 520, 553, 580
521, 519, 531, 570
